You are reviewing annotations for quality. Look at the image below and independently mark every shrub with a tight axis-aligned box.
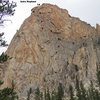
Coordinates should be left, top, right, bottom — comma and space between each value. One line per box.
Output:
0, 52, 9, 63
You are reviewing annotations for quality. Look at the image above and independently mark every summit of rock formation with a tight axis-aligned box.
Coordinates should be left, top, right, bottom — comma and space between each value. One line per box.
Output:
1, 3, 100, 99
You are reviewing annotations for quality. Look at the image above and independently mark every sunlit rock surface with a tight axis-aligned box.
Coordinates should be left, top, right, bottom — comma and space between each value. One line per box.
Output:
1, 3, 100, 99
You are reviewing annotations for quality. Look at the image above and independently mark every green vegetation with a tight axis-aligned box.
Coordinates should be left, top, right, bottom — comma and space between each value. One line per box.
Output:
34, 87, 43, 100
0, 0, 16, 24
0, 52, 9, 63
69, 66, 100, 100
34, 83, 64, 100
96, 66, 100, 86
0, 80, 18, 100
0, 32, 8, 46
0, 0, 16, 47
69, 85, 75, 100
57, 83, 64, 100
34, 66, 100, 100
27, 87, 32, 100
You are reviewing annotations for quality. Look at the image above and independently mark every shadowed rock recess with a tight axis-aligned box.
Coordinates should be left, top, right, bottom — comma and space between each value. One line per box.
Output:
1, 3, 100, 99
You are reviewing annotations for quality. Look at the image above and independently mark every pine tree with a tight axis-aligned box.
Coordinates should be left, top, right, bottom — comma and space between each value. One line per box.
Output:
80, 81, 87, 100
87, 80, 100, 100
44, 89, 47, 100
51, 90, 57, 100
46, 88, 51, 100
68, 68, 100, 100
69, 85, 75, 100
96, 66, 100, 86
57, 83, 64, 100
0, 32, 8, 46
75, 76, 81, 100
34, 87, 41, 100
0, 0, 16, 24
40, 92, 43, 100
87, 81, 96, 100
95, 89, 100, 100
0, 0, 16, 48
34, 87, 43, 100
27, 88, 32, 100
0, 80, 18, 100
44, 88, 51, 100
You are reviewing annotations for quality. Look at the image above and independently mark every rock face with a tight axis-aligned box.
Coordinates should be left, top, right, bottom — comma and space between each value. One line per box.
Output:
1, 3, 100, 99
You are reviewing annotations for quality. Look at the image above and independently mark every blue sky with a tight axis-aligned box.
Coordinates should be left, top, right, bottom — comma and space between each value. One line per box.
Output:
0, 0, 100, 54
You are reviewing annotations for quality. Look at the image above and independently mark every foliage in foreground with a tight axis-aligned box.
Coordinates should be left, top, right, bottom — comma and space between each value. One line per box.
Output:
69, 66, 100, 100
0, 0, 17, 48
0, 0, 16, 24
33, 83, 64, 100
32, 66, 100, 100
0, 80, 18, 100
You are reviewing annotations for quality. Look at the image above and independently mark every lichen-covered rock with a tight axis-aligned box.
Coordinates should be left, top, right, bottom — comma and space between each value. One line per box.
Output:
1, 3, 100, 99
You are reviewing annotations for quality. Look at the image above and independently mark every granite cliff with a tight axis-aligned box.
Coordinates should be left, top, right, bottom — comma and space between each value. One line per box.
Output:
1, 3, 100, 99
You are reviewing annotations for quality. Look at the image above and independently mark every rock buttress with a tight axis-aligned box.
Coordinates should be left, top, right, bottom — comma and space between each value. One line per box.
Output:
2, 3, 100, 99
